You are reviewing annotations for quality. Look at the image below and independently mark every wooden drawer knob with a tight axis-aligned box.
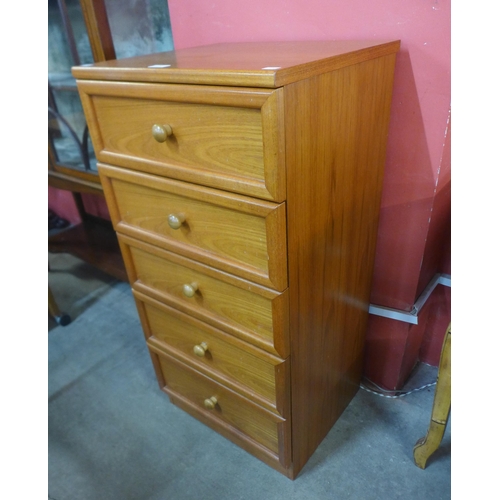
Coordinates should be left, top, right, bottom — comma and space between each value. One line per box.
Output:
182, 282, 198, 297
204, 396, 218, 410
193, 341, 208, 357
152, 123, 173, 142
167, 213, 185, 229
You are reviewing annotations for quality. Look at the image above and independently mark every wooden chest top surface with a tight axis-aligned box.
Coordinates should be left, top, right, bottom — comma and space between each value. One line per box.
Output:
72, 40, 400, 88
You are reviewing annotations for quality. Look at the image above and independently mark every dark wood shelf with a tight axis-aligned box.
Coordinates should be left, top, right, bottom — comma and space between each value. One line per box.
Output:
49, 218, 127, 282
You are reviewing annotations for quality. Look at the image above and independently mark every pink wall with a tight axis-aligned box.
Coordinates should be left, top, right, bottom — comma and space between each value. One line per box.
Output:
48, 187, 111, 224
48, 186, 81, 225
169, 0, 451, 389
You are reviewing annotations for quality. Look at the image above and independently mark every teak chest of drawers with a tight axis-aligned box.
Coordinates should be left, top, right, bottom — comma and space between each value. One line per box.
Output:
73, 40, 400, 479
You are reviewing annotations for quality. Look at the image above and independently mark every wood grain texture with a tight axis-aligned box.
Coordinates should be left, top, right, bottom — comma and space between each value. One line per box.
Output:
155, 350, 285, 454
77, 80, 274, 106
135, 291, 287, 415
94, 97, 265, 176
285, 53, 398, 476
118, 234, 289, 357
72, 40, 400, 88
77, 81, 285, 201
76, 40, 400, 479
99, 164, 288, 291
159, 368, 292, 476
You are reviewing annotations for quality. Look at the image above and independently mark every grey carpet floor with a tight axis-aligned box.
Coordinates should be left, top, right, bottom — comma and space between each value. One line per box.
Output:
48, 252, 451, 500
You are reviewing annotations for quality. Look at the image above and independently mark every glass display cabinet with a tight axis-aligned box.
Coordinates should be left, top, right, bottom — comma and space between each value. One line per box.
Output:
48, 0, 173, 279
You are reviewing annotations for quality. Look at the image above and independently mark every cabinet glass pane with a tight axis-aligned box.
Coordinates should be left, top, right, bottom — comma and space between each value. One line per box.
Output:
48, 0, 96, 172
104, 0, 174, 58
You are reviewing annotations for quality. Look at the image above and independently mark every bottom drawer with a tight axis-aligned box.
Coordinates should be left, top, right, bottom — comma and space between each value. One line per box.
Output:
154, 350, 289, 461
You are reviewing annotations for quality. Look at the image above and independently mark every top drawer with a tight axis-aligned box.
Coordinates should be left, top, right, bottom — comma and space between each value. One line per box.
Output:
77, 81, 285, 202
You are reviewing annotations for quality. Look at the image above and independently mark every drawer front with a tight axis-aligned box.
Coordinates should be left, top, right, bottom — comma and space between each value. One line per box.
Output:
100, 164, 288, 291
138, 294, 287, 414
78, 81, 285, 201
156, 351, 284, 455
119, 235, 289, 357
